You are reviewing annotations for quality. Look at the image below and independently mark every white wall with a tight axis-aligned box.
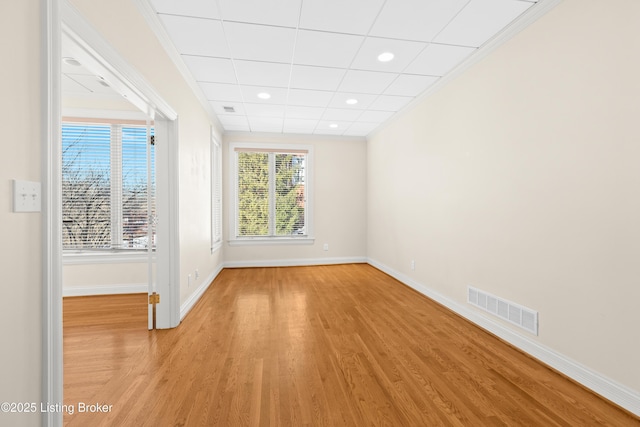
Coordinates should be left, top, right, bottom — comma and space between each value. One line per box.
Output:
367, 0, 640, 393
68, 0, 224, 307
63, 261, 150, 295
0, 2, 42, 426
223, 132, 367, 265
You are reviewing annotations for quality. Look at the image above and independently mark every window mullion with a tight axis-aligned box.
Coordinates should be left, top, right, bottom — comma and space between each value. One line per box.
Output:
111, 124, 123, 249
268, 152, 276, 236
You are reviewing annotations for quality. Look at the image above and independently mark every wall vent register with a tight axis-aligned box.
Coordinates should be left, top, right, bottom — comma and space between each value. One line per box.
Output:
468, 286, 538, 335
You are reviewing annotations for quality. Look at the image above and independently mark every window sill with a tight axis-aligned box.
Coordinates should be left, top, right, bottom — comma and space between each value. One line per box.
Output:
228, 237, 315, 246
63, 251, 156, 265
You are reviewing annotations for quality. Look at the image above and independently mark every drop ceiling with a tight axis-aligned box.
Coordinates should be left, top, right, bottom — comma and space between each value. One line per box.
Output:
146, 0, 540, 136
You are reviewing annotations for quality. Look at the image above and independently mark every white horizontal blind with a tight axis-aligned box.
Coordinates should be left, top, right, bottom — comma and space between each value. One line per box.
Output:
62, 122, 155, 250
235, 149, 306, 238
212, 138, 222, 246
62, 124, 112, 249
122, 126, 155, 249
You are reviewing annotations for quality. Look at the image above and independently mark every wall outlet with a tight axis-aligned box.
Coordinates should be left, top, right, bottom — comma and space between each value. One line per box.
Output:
195, 269, 199, 280
410, 260, 415, 271
323, 243, 329, 251
188, 274, 192, 287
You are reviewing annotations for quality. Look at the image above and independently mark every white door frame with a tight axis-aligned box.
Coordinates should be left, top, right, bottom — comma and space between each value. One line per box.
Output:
42, 0, 181, 424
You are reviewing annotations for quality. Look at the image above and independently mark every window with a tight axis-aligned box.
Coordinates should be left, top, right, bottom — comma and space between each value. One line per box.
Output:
229, 143, 313, 244
211, 135, 222, 252
62, 121, 155, 251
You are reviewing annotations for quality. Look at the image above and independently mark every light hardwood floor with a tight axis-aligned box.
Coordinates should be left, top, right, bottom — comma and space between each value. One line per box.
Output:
63, 264, 639, 426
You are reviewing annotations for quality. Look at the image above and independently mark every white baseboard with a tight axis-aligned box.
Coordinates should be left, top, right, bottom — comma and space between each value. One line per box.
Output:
224, 256, 367, 268
367, 258, 640, 417
180, 263, 224, 321
63, 283, 147, 297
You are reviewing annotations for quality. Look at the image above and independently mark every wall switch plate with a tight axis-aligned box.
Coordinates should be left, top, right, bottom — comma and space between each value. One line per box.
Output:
13, 179, 41, 213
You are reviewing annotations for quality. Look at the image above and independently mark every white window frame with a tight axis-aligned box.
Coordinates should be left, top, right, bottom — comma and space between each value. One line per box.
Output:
61, 116, 155, 262
228, 142, 314, 246
211, 132, 223, 253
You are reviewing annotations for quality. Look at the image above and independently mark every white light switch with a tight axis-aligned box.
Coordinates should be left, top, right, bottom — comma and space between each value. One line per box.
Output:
13, 179, 41, 213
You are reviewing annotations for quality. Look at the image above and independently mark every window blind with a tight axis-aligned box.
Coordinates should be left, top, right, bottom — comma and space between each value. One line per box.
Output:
62, 122, 155, 251
212, 138, 223, 247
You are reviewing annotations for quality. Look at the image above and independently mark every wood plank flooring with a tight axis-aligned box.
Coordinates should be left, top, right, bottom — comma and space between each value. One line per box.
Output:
63, 264, 639, 426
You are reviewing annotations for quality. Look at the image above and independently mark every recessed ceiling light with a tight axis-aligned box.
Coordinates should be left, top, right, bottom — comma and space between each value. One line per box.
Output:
257, 92, 271, 100
345, 98, 358, 105
377, 52, 395, 63
329, 124, 339, 129
63, 57, 81, 66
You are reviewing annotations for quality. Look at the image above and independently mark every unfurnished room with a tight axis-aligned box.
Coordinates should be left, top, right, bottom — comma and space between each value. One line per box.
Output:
1, 0, 639, 426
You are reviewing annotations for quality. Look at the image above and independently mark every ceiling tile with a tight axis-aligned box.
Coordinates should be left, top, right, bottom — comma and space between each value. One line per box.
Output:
240, 86, 289, 104
299, 0, 385, 35
287, 89, 333, 107
321, 108, 363, 122
248, 117, 284, 132
234, 60, 291, 87
209, 101, 246, 116
290, 65, 346, 91
284, 105, 326, 120
329, 92, 377, 109
283, 118, 319, 133
351, 37, 427, 73
369, 95, 414, 111
343, 122, 380, 136
338, 70, 397, 94
62, 74, 90, 94
244, 103, 286, 118
315, 120, 350, 135
293, 30, 364, 68
158, 15, 229, 57
150, 0, 220, 19
218, 114, 249, 127
369, 0, 468, 42
62, 60, 93, 76
217, 0, 302, 27
69, 75, 118, 94
223, 22, 296, 63
357, 110, 395, 123
384, 74, 439, 97
434, 0, 533, 47
404, 43, 476, 76
200, 82, 243, 101
182, 55, 236, 83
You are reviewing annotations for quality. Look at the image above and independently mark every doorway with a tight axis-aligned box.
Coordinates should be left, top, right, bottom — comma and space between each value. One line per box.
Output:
42, 2, 181, 425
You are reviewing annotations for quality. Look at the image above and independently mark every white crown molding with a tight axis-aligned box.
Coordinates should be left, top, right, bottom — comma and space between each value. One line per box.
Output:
366, 258, 640, 417
131, 0, 223, 134
369, 0, 564, 140
180, 263, 225, 321
63, 284, 148, 297
224, 257, 367, 268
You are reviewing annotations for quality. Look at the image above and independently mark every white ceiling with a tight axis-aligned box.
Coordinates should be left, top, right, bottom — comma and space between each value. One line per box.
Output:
147, 0, 538, 136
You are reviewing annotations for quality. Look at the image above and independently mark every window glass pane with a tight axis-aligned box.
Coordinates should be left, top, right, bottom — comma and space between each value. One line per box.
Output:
237, 152, 269, 236
275, 153, 306, 236
122, 126, 155, 249
62, 124, 112, 249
